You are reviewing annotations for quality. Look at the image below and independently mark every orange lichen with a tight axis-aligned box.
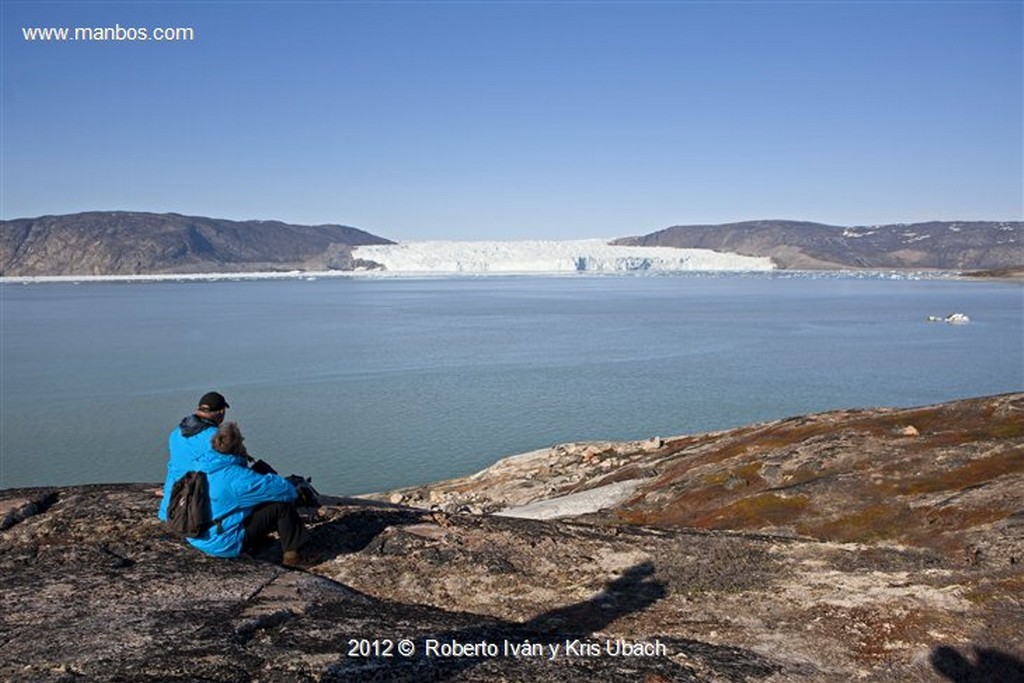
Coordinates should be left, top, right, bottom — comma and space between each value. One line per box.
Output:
890, 450, 1023, 496
614, 395, 1024, 558
806, 604, 939, 664
800, 502, 915, 543
695, 493, 811, 530
965, 575, 1024, 605
701, 461, 765, 487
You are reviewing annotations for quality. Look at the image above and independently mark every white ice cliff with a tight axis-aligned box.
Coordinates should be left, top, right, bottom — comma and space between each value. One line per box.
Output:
353, 239, 774, 273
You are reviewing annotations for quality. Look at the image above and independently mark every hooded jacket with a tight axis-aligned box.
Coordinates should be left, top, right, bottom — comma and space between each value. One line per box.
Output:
158, 415, 298, 557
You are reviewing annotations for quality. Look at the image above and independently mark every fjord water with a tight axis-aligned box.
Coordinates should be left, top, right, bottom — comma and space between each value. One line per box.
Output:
2, 274, 1021, 495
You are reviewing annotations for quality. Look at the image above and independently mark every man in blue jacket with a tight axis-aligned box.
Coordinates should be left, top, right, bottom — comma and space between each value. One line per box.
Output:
158, 391, 316, 568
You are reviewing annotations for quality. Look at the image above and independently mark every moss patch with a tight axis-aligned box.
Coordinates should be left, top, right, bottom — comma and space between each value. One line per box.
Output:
801, 502, 916, 543
697, 493, 811, 530
890, 450, 1023, 496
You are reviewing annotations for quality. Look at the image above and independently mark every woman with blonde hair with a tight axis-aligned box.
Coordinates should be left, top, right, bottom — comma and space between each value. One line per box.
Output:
212, 421, 249, 459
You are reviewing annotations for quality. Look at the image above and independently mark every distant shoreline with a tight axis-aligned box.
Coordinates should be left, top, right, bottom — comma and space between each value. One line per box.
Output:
0, 268, 1003, 285
958, 267, 1024, 282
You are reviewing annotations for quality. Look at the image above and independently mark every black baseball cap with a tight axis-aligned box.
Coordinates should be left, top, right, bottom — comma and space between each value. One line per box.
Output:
198, 391, 230, 411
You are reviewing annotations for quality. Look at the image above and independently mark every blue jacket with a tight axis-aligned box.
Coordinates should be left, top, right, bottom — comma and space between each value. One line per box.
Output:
158, 415, 298, 557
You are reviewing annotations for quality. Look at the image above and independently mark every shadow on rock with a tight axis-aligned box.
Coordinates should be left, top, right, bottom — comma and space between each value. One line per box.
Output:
247, 505, 431, 565
323, 561, 779, 683
931, 645, 1024, 683
314, 507, 432, 555
521, 561, 666, 635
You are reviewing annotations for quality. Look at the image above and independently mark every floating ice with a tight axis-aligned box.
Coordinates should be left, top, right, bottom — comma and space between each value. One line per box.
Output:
927, 313, 971, 324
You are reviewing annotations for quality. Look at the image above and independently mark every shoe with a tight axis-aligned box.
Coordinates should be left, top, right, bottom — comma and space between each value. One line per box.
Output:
282, 548, 321, 569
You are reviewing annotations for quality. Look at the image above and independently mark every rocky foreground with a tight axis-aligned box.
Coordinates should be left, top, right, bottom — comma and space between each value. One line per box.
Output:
2, 394, 1023, 682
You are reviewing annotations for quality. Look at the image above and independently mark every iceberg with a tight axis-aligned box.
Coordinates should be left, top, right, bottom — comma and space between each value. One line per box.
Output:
927, 313, 971, 325
352, 239, 774, 274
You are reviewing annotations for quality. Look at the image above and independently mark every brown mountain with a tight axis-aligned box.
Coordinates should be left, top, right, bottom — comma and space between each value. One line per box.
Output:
612, 219, 1022, 270
0, 211, 394, 276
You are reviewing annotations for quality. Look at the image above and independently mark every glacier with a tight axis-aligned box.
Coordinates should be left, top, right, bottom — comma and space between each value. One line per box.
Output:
352, 239, 774, 274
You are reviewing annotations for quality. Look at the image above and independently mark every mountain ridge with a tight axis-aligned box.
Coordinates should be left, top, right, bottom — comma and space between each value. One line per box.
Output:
612, 219, 1022, 270
2, 212, 1020, 276
0, 211, 394, 276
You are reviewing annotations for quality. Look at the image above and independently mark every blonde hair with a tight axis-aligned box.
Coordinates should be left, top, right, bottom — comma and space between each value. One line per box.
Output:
212, 421, 245, 456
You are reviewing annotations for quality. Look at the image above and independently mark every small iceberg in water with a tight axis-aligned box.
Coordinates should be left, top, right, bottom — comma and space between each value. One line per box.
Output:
927, 313, 970, 324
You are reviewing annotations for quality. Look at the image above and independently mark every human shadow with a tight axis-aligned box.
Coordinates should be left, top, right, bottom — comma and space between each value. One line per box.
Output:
322, 560, 780, 682
519, 561, 667, 635
931, 645, 1024, 683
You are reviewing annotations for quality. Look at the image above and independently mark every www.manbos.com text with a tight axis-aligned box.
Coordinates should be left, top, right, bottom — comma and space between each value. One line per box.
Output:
22, 24, 196, 43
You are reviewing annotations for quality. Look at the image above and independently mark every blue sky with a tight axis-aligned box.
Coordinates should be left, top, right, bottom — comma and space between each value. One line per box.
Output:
2, 1, 1021, 241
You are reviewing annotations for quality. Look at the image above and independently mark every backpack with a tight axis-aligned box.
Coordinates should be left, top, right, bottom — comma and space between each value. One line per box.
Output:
166, 471, 230, 538
285, 474, 321, 510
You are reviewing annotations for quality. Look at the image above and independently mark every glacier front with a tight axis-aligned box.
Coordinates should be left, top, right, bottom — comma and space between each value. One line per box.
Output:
353, 239, 774, 274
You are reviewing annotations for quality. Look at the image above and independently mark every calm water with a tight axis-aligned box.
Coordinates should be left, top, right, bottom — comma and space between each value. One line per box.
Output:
2, 274, 1021, 494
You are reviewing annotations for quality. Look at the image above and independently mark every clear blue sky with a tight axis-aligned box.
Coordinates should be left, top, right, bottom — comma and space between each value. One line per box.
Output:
2, 1, 1021, 241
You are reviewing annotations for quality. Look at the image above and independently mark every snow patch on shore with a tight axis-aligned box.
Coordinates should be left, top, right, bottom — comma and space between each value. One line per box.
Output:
495, 479, 647, 520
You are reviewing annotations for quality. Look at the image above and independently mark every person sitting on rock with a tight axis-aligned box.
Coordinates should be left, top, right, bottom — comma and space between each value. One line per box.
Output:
158, 391, 231, 522
208, 421, 317, 567
157, 392, 317, 569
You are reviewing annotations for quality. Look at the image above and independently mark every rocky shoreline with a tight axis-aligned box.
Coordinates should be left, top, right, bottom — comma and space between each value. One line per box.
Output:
959, 266, 1024, 281
3, 394, 1023, 681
